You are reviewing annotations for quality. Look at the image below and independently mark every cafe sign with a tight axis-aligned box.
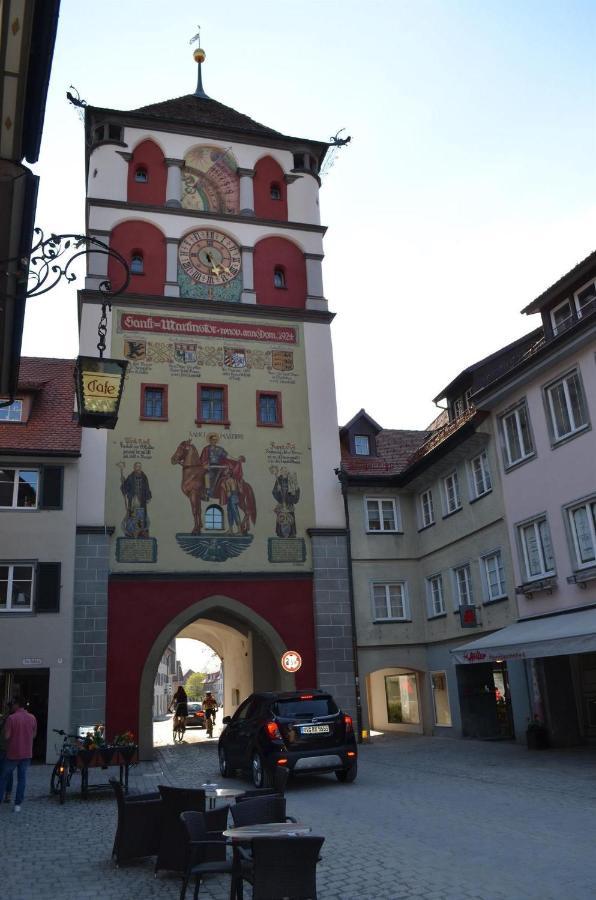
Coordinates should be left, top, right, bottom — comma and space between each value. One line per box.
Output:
281, 650, 302, 673
75, 356, 128, 429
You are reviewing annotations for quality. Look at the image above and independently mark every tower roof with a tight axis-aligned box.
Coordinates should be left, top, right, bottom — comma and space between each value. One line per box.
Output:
132, 93, 287, 140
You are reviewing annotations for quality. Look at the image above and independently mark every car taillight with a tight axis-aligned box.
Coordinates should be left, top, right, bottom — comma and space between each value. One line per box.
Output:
265, 721, 282, 740
344, 714, 353, 734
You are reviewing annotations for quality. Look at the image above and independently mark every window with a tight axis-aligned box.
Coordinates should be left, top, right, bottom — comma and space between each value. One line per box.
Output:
481, 551, 507, 601
270, 182, 281, 200
385, 673, 420, 724
135, 167, 148, 183
470, 451, 492, 498
568, 499, 596, 568
453, 397, 465, 418
273, 268, 286, 288
108, 123, 123, 141
575, 279, 596, 317
0, 400, 23, 422
550, 299, 574, 336
204, 505, 224, 530
372, 583, 409, 621
545, 370, 589, 443
130, 253, 144, 275
140, 384, 167, 420
500, 401, 534, 468
198, 385, 227, 424
257, 391, 282, 427
420, 489, 434, 528
354, 435, 370, 456
453, 564, 473, 607
0, 468, 39, 509
0, 564, 34, 612
365, 498, 399, 532
443, 471, 461, 514
431, 672, 452, 727
426, 574, 445, 617
518, 517, 555, 581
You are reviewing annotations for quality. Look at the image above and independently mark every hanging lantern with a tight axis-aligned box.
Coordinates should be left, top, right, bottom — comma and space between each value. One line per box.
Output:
74, 355, 127, 429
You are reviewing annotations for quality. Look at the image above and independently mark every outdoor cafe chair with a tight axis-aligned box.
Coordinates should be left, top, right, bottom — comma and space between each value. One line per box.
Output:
230, 796, 297, 828
109, 778, 162, 866
231, 834, 325, 900
179, 810, 246, 900
155, 785, 213, 875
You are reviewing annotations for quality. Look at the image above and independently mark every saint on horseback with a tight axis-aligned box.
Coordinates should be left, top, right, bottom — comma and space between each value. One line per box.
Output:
170, 439, 208, 535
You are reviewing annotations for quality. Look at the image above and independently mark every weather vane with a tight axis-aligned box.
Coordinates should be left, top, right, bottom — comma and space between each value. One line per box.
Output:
190, 25, 201, 45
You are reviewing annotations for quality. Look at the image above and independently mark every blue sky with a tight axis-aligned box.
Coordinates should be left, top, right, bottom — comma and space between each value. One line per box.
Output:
24, 0, 596, 427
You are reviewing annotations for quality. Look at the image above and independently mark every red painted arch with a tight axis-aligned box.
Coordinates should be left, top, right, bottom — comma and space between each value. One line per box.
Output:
108, 220, 166, 295
253, 156, 288, 221
127, 139, 166, 206
105, 577, 316, 741
254, 237, 306, 309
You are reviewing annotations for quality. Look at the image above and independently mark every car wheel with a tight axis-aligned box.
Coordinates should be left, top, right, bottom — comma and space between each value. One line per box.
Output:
219, 745, 231, 778
335, 763, 357, 783
251, 751, 273, 789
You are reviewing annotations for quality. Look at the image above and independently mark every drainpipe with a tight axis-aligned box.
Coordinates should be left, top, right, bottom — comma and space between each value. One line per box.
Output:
336, 467, 364, 743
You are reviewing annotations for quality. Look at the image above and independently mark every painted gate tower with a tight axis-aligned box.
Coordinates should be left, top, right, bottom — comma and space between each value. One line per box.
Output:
75, 46, 355, 756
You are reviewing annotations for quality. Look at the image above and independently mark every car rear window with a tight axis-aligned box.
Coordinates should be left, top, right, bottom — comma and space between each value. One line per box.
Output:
272, 697, 339, 718
188, 703, 201, 711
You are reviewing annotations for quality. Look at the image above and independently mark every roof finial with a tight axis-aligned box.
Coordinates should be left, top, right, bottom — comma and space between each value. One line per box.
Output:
189, 26, 209, 99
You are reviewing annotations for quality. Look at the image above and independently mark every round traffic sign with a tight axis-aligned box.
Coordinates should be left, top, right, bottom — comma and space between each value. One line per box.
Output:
281, 650, 302, 672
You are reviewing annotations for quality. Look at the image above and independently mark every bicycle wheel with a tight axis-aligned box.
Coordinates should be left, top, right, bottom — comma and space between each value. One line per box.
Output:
50, 761, 62, 795
59, 768, 67, 804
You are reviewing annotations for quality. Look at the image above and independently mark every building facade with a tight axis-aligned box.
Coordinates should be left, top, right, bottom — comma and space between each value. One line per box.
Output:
0, 358, 81, 761
153, 639, 177, 718
74, 50, 355, 757
455, 252, 596, 746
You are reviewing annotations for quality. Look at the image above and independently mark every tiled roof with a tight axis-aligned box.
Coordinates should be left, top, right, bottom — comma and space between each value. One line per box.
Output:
341, 428, 430, 476
0, 358, 81, 456
522, 247, 596, 314
132, 94, 286, 139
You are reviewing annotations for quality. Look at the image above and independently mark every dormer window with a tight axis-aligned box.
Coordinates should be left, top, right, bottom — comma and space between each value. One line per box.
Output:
575, 280, 596, 316
270, 182, 281, 200
550, 299, 573, 336
130, 253, 144, 275
135, 167, 148, 183
273, 268, 286, 288
92, 123, 123, 145
0, 400, 23, 422
354, 435, 370, 456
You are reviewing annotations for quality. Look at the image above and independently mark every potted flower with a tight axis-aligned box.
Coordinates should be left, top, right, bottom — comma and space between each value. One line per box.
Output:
113, 730, 137, 765
526, 715, 549, 750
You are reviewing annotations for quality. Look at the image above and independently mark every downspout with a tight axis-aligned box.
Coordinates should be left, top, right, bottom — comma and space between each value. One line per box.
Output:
336, 467, 364, 743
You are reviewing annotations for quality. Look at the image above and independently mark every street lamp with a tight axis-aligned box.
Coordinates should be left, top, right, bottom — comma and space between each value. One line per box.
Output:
74, 301, 128, 429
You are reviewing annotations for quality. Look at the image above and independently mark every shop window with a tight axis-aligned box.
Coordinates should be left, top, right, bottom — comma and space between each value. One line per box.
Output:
135, 167, 148, 183
197, 384, 229, 426
140, 384, 168, 420
385, 673, 420, 724
130, 253, 144, 275
257, 391, 282, 427
204, 505, 224, 530
270, 182, 281, 200
431, 672, 452, 726
273, 268, 286, 289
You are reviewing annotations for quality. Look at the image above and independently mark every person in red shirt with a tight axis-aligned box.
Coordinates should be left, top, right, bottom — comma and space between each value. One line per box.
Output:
0, 699, 37, 812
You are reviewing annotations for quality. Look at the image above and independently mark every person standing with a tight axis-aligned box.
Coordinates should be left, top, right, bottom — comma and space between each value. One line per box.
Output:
0, 702, 14, 803
0, 699, 37, 812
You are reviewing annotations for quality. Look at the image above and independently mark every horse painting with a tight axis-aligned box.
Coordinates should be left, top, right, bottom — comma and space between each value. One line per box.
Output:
170, 440, 208, 534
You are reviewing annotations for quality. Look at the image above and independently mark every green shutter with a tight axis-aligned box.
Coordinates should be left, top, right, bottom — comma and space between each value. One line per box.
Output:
39, 467, 63, 509
35, 563, 61, 613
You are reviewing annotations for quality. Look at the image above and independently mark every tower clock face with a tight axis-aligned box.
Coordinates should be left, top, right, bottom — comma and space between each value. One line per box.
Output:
178, 229, 242, 286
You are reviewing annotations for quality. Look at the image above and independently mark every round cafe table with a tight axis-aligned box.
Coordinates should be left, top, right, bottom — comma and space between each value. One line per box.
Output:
202, 785, 245, 809
223, 822, 312, 839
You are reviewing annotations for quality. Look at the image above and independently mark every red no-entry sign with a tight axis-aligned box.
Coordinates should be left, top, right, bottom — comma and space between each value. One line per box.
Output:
281, 650, 302, 672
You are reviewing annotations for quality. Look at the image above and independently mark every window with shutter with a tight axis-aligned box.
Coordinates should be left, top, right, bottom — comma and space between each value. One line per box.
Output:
39, 467, 64, 509
35, 563, 61, 613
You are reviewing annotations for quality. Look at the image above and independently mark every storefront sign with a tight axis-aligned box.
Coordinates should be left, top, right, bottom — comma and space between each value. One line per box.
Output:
22, 658, 43, 666
281, 650, 302, 673
120, 313, 297, 345
459, 605, 478, 628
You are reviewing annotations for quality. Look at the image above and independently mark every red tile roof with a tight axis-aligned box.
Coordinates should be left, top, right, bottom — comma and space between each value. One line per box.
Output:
341, 428, 430, 476
0, 358, 81, 456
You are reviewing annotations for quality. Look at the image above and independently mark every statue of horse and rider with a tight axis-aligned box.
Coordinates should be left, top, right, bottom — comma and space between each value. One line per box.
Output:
170, 435, 256, 536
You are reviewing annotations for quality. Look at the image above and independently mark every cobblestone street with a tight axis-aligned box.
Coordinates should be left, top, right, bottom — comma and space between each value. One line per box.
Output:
2, 733, 596, 900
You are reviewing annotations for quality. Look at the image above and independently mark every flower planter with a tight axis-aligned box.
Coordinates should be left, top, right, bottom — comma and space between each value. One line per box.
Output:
99, 746, 115, 767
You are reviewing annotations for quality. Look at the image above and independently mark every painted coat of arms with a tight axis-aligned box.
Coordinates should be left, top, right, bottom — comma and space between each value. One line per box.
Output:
175, 342, 197, 364
224, 348, 247, 368
271, 351, 294, 372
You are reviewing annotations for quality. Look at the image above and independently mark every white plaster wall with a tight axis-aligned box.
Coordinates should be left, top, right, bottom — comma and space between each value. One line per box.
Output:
87, 143, 128, 201
76, 428, 107, 526
491, 337, 596, 618
0, 460, 78, 760
303, 321, 345, 527
287, 174, 320, 226
87, 204, 324, 256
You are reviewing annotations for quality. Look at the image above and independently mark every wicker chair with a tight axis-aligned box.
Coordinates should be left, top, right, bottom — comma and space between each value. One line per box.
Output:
109, 778, 162, 866
231, 835, 325, 900
179, 810, 248, 900
236, 789, 283, 803
155, 786, 209, 875
230, 796, 297, 828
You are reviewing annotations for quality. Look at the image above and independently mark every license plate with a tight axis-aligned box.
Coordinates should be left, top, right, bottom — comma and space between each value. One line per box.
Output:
301, 725, 330, 735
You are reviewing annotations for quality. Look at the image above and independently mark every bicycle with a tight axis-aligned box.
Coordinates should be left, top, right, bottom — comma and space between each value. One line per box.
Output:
172, 714, 186, 743
205, 709, 216, 738
50, 729, 80, 804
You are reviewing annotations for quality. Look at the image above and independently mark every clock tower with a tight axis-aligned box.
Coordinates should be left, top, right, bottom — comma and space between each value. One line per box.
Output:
74, 47, 356, 755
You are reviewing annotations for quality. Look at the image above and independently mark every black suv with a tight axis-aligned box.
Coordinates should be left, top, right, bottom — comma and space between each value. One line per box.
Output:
218, 690, 357, 787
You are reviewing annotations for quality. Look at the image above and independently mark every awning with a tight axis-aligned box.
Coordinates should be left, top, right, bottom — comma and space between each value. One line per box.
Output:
451, 607, 596, 664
